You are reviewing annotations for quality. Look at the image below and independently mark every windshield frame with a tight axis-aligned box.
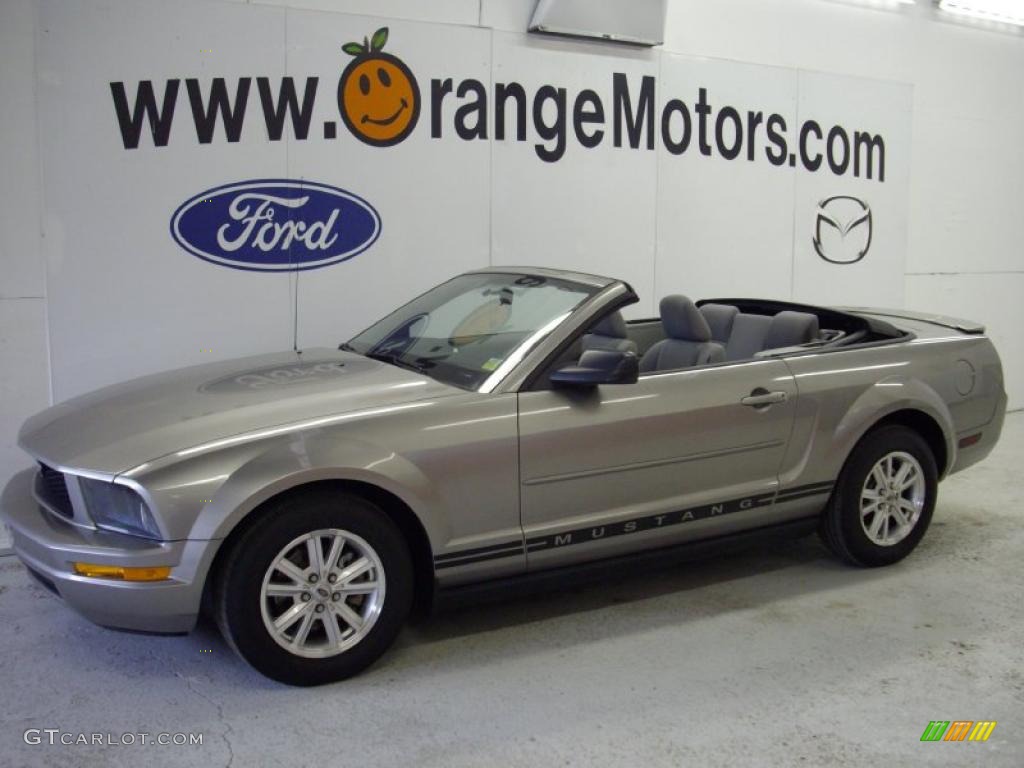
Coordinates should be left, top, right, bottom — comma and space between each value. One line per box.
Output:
343, 270, 609, 393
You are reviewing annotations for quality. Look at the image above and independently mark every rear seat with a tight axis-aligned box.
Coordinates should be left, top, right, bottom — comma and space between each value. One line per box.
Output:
725, 313, 773, 361
700, 303, 819, 362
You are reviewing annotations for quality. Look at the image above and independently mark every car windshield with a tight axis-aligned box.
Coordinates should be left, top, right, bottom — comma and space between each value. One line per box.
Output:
345, 272, 597, 391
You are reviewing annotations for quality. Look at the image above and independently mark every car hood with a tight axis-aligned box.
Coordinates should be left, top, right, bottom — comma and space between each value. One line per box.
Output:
18, 348, 459, 475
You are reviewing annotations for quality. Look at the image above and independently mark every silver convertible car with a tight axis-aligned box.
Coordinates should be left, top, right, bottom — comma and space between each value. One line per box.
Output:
1, 267, 1007, 685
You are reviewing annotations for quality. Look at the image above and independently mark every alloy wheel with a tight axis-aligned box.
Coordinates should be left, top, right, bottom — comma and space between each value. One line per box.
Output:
859, 451, 926, 547
259, 529, 386, 658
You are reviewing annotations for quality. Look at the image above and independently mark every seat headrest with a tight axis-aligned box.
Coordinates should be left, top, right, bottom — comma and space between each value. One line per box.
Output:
589, 311, 628, 339
660, 295, 712, 342
700, 303, 739, 343
764, 311, 820, 349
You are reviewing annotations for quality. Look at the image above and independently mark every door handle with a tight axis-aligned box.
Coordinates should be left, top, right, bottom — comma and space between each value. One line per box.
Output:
741, 389, 788, 407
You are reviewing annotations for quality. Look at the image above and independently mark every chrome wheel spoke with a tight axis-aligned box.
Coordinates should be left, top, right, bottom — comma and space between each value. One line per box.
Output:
324, 534, 345, 574
322, 613, 343, 647
339, 581, 379, 595
868, 510, 887, 538
861, 501, 881, 519
897, 498, 918, 515
265, 583, 306, 598
333, 601, 365, 631
892, 461, 912, 488
337, 557, 372, 585
274, 601, 311, 632
274, 557, 307, 584
307, 536, 326, 574
291, 610, 316, 647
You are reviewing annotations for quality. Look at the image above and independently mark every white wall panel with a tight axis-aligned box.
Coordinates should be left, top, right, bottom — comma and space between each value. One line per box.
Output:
254, 0, 480, 27
0, 0, 45, 300
664, 0, 918, 82
490, 33, 660, 317
0, 298, 50, 547
906, 113, 1024, 275
654, 54, 798, 304
480, 0, 535, 32
36, 0, 295, 400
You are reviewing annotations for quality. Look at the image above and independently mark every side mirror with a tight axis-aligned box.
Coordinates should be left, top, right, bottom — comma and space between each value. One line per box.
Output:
549, 349, 639, 388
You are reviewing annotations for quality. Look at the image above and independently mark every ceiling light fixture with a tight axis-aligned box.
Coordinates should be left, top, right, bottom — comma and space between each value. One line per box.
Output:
937, 0, 1024, 27
837, 0, 916, 7
823, 0, 916, 13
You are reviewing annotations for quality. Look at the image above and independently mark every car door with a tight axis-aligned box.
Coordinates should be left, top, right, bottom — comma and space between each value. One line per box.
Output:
517, 358, 800, 570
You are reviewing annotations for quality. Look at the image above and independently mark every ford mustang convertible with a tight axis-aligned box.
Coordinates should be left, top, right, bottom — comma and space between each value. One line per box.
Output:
0, 267, 1006, 685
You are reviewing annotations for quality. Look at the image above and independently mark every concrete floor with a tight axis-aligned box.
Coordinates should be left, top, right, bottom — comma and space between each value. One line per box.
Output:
1, 415, 1021, 768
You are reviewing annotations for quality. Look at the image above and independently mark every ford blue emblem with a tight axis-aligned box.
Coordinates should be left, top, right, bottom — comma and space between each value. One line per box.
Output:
170, 179, 381, 271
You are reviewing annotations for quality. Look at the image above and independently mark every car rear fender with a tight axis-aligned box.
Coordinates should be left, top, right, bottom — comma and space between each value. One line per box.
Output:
781, 371, 957, 488
839, 377, 956, 473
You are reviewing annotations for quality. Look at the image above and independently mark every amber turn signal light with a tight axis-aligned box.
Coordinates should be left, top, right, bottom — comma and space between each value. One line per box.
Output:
72, 563, 171, 581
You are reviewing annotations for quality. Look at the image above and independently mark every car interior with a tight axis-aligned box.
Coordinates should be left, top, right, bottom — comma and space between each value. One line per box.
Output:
532, 294, 909, 388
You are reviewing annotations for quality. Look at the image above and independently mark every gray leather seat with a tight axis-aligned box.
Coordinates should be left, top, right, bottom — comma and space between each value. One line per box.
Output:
640, 296, 725, 373
724, 314, 772, 361
581, 311, 638, 355
763, 310, 820, 351
723, 309, 820, 361
700, 303, 739, 344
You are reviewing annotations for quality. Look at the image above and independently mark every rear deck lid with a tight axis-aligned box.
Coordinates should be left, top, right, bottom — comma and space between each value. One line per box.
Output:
840, 307, 985, 334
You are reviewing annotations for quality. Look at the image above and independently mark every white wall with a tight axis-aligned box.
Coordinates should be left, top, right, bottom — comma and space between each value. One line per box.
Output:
1, 0, 51, 527
1, 0, 1021, 534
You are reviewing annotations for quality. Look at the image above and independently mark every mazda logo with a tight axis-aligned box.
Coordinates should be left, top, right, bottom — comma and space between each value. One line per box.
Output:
813, 195, 872, 265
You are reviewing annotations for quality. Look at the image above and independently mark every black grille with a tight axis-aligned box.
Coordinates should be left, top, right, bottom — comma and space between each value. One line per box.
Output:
37, 463, 73, 519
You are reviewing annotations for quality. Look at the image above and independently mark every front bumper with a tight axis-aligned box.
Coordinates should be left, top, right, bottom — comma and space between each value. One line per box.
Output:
1, 469, 213, 634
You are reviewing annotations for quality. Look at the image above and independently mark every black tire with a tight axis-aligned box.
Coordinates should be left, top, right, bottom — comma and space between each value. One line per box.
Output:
820, 424, 938, 567
214, 489, 413, 686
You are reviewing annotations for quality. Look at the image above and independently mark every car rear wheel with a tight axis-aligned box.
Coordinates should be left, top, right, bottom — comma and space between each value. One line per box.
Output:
214, 489, 413, 685
819, 424, 938, 567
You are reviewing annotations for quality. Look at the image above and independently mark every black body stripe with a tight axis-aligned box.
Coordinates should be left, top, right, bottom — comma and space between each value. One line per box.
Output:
775, 484, 834, 503
776, 481, 834, 497
434, 546, 526, 569
433, 481, 833, 569
434, 540, 527, 563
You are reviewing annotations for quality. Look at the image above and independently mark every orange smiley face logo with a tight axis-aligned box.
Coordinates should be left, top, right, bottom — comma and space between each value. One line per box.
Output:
338, 28, 420, 147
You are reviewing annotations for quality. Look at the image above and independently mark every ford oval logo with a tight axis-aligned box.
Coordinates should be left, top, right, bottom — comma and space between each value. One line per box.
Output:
170, 179, 381, 271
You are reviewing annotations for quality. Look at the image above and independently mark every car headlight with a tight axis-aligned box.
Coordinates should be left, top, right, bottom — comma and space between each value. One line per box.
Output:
78, 478, 161, 540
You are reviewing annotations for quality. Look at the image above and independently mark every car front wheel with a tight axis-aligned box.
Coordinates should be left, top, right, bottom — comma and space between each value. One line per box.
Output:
214, 489, 413, 686
820, 424, 938, 567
